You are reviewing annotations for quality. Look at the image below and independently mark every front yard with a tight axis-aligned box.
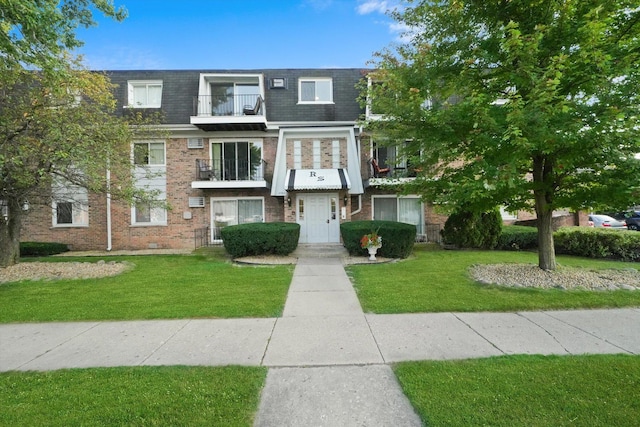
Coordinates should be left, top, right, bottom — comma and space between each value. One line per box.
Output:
0, 251, 293, 323
1, 245, 639, 425
346, 244, 640, 313
0, 366, 266, 426
395, 354, 640, 426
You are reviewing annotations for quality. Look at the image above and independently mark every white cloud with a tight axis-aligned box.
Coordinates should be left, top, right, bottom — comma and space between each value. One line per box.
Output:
79, 45, 165, 70
357, 0, 390, 15
389, 22, 414, 42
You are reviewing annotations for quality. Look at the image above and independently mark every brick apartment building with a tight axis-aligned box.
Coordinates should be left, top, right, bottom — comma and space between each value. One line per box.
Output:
20, 69, 452, 251
21, 68, 581, 251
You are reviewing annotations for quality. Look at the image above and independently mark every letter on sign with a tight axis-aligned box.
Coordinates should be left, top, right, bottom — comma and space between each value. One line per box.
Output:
309, 170, 324, 181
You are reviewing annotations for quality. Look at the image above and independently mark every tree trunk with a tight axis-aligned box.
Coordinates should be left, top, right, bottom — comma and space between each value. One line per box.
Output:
533, 154, 557, 271
0, 200, 23, 267
536, 206, 556, 271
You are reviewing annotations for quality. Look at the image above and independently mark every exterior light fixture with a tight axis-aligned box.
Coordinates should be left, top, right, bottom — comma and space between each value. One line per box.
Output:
287, 196, 291, 207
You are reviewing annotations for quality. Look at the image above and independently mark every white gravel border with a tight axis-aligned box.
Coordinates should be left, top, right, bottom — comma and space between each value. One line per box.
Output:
0, 261, 132, 284
470, 263, 640, 291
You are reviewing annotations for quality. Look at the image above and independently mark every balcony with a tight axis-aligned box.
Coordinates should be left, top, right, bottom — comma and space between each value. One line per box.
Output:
190, 94, 267, 131
366, 158, 420, 187
192, 158, 269, 189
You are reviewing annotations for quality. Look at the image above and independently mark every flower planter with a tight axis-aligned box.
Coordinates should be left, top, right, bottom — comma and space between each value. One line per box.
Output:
367, 245, 382, 260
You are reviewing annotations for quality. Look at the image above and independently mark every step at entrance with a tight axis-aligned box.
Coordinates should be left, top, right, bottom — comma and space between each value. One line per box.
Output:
292, 243, 348, 258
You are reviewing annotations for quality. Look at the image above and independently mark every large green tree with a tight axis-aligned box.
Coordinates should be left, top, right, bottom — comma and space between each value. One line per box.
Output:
0, 60, 161, 267
1, 0, 127, 72
364, 0, 640, 270
0, 1, 163, 267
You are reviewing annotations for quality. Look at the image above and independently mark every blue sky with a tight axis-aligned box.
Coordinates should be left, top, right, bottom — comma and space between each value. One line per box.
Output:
75, 0, 404, 70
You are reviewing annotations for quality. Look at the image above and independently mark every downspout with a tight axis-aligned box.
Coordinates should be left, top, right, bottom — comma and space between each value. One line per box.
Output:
106, 168, 112, 251
351, 130, 363, 216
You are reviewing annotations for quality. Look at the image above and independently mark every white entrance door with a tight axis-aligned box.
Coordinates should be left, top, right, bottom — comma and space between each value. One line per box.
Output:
297, 193, 340, 243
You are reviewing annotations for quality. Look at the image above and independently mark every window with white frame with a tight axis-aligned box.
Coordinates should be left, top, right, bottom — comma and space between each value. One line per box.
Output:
134, 141, 165, 166
132, 141, 167, 225
293, 140, 302, 169
127, 80, 163, 108
52, 180, 88, 227
332, 140, 340, 168
299, 78, 333, 103
313, 140, 321, 168
372, 139, 421, 177
133, 202, 167, 225
211, 197, 264, 239
367, 79, 386, 117
210, 140, 263, 180
372, 196, 424, 235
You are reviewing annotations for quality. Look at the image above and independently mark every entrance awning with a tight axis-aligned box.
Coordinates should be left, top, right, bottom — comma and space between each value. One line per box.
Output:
285, 168, 351, 191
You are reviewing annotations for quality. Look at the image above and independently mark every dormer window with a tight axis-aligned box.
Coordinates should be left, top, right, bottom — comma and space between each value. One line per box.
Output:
299, 78, 333, 103
127, 80, 163, 108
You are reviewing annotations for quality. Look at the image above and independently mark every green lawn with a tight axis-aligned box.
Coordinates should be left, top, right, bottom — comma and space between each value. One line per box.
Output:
346, 245, 640, 313
0, 252, 293, 323
0, 366, 266, 426
395, 354, 640, 427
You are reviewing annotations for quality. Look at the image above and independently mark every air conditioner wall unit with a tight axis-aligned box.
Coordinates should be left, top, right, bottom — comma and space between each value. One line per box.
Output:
188, 197, 205, 208
187, 138, 204, 149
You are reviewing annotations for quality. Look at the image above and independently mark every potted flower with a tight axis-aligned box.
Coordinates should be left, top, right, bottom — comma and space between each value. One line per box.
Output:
360, 231, 382, 260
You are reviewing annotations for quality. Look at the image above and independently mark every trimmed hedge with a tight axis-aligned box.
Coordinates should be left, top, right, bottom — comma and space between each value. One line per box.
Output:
20, 242, 69, 257
554, 227, 640, 262
497, 226, 539, 251
442, 208, 502, 249
221, 222, 300, 258
341, 220, 416, 259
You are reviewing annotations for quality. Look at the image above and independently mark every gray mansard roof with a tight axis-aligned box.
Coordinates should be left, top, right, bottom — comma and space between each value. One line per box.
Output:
106, 68, 368, 125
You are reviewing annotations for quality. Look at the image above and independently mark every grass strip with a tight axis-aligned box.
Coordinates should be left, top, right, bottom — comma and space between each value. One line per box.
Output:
0, 366, 266, 427
395, 354, 640, 427
347, 245, 640, 313
0, 253, 293, 323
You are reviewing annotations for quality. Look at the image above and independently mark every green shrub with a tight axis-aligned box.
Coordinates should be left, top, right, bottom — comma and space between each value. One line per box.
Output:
554, 227, 640, 261
497, 225, 539, 250
442, 208, 502, 249
221, 222, 300, 258
20, 242, 69, 257
341, 220, 416, 259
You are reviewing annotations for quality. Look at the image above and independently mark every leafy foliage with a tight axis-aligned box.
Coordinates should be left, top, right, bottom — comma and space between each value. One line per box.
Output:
0, 59, 162, 267
363, 0, 640, 270
0, 0, 127, 72
221, 222, 300, 258
555, 227, 640, 261
496, 225, 539, 251
20, 241, 69, 257
341, 220, 416, 258
442, 208, 502, 249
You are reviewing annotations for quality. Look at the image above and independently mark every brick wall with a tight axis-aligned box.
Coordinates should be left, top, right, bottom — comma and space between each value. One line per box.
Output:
21, 135, 286, 251
21, 192, 109, 251
285, 137, 347, 169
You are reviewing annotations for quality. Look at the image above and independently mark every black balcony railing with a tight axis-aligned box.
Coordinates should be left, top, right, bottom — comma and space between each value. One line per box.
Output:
196, 158, 265, 181
193, 94, 263, 117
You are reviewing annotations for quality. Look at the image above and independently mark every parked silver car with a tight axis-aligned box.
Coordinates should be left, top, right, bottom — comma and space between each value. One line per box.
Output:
588, 214, 627, 229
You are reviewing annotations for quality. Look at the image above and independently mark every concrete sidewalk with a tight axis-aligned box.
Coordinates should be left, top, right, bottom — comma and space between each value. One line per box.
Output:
1, 256, 640, 426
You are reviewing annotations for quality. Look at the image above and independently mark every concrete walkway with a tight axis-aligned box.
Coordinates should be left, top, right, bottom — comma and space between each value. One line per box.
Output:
2, 256, 640, 426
